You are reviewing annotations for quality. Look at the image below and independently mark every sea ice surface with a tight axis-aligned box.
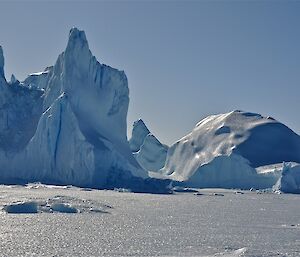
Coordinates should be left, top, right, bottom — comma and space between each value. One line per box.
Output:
0, 185, 299, 256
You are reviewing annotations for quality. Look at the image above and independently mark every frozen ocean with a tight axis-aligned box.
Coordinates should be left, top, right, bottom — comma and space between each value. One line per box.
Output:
0, 185, 299, 257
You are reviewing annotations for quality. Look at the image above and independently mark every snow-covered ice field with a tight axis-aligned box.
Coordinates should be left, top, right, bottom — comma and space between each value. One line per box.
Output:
0, 185, 299, 256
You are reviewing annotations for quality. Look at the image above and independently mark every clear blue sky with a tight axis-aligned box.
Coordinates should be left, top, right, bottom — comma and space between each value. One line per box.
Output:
0, 1, 299, 145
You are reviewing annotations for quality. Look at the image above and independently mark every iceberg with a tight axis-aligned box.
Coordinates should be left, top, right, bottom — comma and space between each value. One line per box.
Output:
0, 28, 163, 191
160, 110, 300, 190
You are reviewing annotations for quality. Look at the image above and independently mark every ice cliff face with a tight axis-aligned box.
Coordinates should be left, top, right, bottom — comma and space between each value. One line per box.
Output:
0, 28, 156, 191
160, 110, 300, 189
0, 46, 4, 79
129, 119, 168, 171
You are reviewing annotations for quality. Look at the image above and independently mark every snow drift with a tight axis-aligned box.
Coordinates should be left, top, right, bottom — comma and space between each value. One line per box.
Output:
129, 119, 168, 171
0, 28, 172, 192
160, 110, 300, 190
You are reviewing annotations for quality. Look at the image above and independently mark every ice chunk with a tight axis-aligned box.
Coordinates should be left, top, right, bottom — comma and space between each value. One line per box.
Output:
274, 163, 300, 194
50, 203, 78, 213
4, 201, 38, 214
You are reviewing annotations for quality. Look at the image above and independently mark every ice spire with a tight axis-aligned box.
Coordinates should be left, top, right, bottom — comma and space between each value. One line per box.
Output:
65, 27, 90, 64
63, 27, 93, 85
129, 119, 151, 152
67, 27, 88, 47
10, 74, 17, 84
